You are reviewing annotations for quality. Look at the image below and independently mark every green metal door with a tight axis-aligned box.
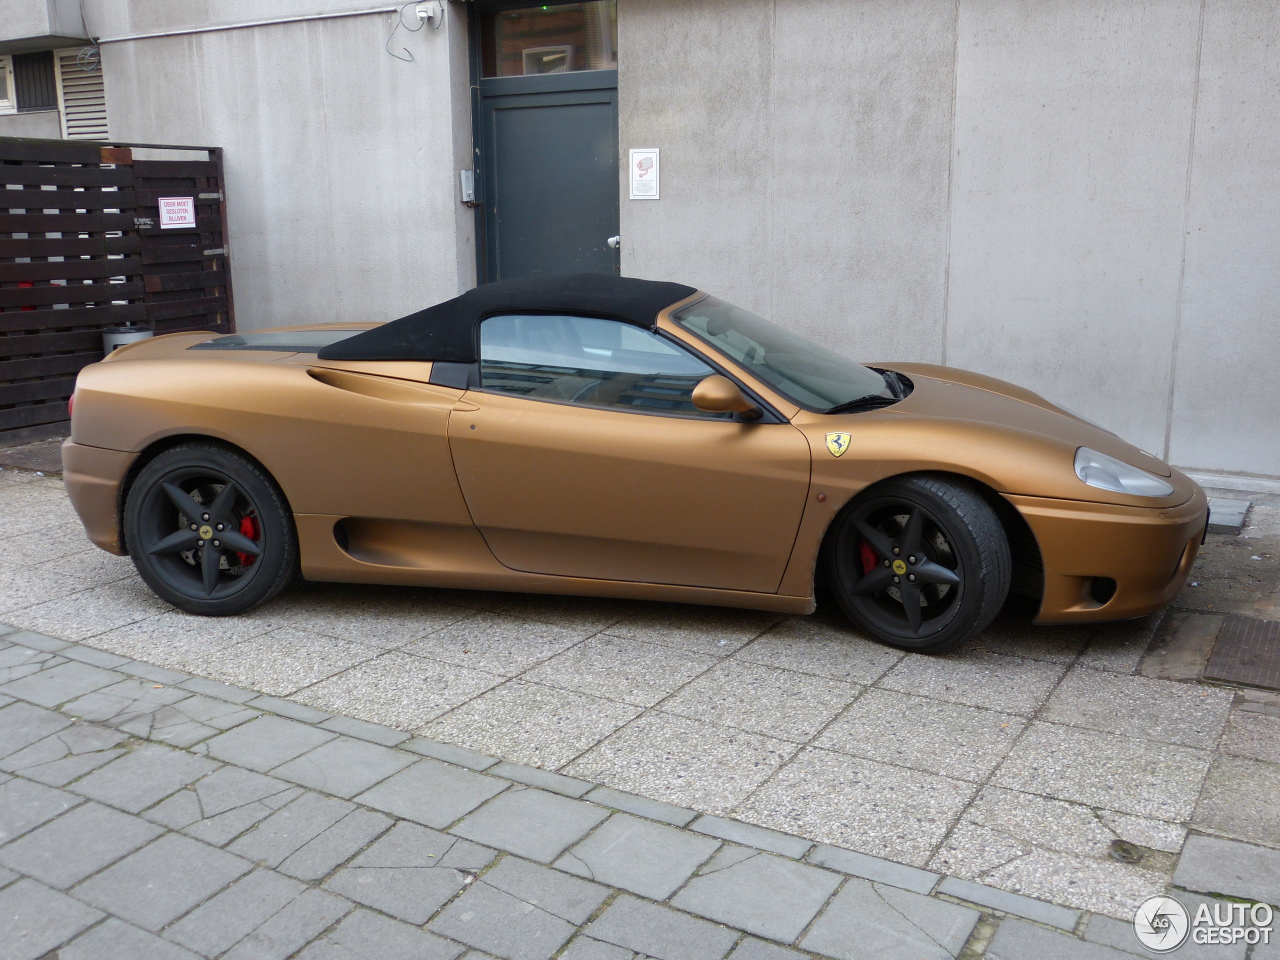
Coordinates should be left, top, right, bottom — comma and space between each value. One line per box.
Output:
478, 70, 620, 282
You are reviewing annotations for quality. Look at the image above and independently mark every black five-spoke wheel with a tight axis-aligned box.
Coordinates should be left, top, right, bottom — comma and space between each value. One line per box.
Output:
124, 443, 297, 615
828, 475, 1011, 652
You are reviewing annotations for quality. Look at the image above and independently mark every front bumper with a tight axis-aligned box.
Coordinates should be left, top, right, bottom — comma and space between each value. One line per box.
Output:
1008, 487, 1209, 623
62, 440, 135, 555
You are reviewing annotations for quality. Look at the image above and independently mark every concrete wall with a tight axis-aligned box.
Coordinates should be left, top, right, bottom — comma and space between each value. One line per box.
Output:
619, 0, 956, 365
620, 0, 1280, 479
91, 0, 475, 330
1, 0, 89, 48
1170, 0, 1280, 478
84, 0, 1279, 478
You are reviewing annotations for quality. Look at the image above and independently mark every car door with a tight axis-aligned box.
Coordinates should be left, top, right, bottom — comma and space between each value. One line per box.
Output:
447, 314, 811, 593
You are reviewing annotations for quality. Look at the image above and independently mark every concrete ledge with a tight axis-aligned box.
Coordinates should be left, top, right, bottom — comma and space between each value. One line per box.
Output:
689, 815, 812, 860
489, 761, 595, 798
938, 876, 1081, 930
805, 844, 939, 895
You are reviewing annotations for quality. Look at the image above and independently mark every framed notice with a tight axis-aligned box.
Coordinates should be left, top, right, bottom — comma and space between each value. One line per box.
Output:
158, 196, 196, 229
629, 148, 659, 200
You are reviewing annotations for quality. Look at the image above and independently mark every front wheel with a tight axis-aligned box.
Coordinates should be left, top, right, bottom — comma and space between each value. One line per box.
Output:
124, 443, 297, 615
826, 475, 1011, 652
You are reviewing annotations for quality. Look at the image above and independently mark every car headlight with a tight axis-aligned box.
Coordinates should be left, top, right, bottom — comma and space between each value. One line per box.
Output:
1074, 447, 1174, 498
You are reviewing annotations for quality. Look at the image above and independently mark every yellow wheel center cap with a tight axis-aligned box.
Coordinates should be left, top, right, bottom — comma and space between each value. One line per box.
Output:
199, 525, 214, 540
892, 559, 908, 575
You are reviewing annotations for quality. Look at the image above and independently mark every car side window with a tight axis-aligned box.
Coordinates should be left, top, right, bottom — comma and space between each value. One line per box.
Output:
478, 314, 733, 419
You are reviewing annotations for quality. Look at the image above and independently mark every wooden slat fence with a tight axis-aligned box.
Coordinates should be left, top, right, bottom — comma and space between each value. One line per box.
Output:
0, 137, 233, 436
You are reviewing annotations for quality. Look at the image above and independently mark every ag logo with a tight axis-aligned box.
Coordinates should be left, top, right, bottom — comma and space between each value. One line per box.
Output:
825, 432, 851, 458
892, 559, 907, 575
1133, 895, 1190, 952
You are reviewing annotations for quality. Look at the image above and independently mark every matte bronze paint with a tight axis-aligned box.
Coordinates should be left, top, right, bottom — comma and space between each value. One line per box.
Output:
63, 296, 1207, 625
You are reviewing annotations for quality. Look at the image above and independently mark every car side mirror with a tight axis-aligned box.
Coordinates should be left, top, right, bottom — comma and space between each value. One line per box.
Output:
692, 375, 763, 421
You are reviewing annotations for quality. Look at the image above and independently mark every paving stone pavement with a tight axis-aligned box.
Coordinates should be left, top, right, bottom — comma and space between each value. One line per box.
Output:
1, 626, 1278, 960
1, 471, 1280, 954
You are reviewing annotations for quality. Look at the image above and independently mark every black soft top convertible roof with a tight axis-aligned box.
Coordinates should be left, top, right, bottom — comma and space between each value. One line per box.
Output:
317, 274, 699, 363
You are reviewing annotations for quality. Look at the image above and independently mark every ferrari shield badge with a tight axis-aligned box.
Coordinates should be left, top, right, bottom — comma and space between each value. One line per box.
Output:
825, 432, 851, 458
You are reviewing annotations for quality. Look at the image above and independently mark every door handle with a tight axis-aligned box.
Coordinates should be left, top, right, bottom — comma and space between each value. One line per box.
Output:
606, 236, 621, 250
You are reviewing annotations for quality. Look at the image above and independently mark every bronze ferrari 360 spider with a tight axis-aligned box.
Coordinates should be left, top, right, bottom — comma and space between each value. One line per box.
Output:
64, 274, 1208, 651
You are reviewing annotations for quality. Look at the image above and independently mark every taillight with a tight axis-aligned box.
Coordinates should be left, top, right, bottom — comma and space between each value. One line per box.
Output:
67, 394, 74, 418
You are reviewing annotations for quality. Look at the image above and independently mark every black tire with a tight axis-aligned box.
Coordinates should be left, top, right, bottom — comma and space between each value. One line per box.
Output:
826, 475, 1011, 652
124, 443, 297, 615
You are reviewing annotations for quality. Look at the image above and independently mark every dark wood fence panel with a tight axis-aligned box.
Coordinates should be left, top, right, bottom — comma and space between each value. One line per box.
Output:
0, 137, 233, 436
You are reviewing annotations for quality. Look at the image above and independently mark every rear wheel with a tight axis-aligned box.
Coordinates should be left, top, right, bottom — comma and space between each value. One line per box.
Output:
124, 443, 297, 615
827, 475, 1010, 652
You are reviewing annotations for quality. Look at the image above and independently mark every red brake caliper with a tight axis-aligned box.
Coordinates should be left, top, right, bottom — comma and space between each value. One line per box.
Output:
859, 540, 878, 574
236, 515, 260, 567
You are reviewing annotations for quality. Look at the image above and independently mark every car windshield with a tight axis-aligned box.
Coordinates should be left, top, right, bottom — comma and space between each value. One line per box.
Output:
672, 296, 894, 411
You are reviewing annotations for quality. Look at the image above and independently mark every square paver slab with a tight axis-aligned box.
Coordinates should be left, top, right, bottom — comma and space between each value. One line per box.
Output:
604, 605, 778, 656
429, 883, 576, 960
560, 937, 637, 960
728, 941, 809, 960
986, 917, 1133, 960
879, 650, 1066, 716
555, 813, 719, 899
306, 907, 463, 960
737, 747, 975, 867
202, 715, 337, 773
403, 613, 586, 675
1043, 668, 1233, 749
0, 659, 120, 707
660, 659, 860, 742
0, 800, 162, 888
74, 832, 253, 931
1193, 754, 1280, 847
672, 851, 842, 943
323, 823, 482, 923
0, 776, 80, 842
800, 879, 979, 960
69, 742, 219, 813
294, 651, 502, 730
177, 627, 377, 697
165, 868, 306, 958
585, 894, 739, 960
270, 735, 414, 798
565, 711, 795, 813
734, 615, 903, 684
481, 856, 608, 925
522, 634, 717, 707
815, 687, 1024, 782
354, 758, 507, 829
326, 862, 469, 924
451, 787, 609, 863
231, 794, 390, 881
0, 878, 103, 960
0, 701, 72, 759
993, 722, 1211, 821
221, 888, 352, 960
59, 917, 203, 960
1085, 891, 1250, 960
1174, 834, 1280, 905
421, 680, 641, 770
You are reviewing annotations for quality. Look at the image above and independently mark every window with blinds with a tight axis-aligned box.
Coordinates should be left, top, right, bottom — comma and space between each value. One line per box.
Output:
55, 49, 108, 141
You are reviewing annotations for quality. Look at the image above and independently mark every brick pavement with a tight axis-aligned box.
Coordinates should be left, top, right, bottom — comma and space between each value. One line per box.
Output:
1, 626, 1278, 960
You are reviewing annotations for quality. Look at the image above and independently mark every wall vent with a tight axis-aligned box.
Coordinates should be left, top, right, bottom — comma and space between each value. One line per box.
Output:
55, 49, 108, 141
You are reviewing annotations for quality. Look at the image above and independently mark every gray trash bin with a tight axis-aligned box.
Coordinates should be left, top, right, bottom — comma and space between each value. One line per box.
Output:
103, 327, 154, 354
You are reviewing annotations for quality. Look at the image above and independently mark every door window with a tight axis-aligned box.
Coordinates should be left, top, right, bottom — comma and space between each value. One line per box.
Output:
478, 314, 731, 418
480, 2, 618, 78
